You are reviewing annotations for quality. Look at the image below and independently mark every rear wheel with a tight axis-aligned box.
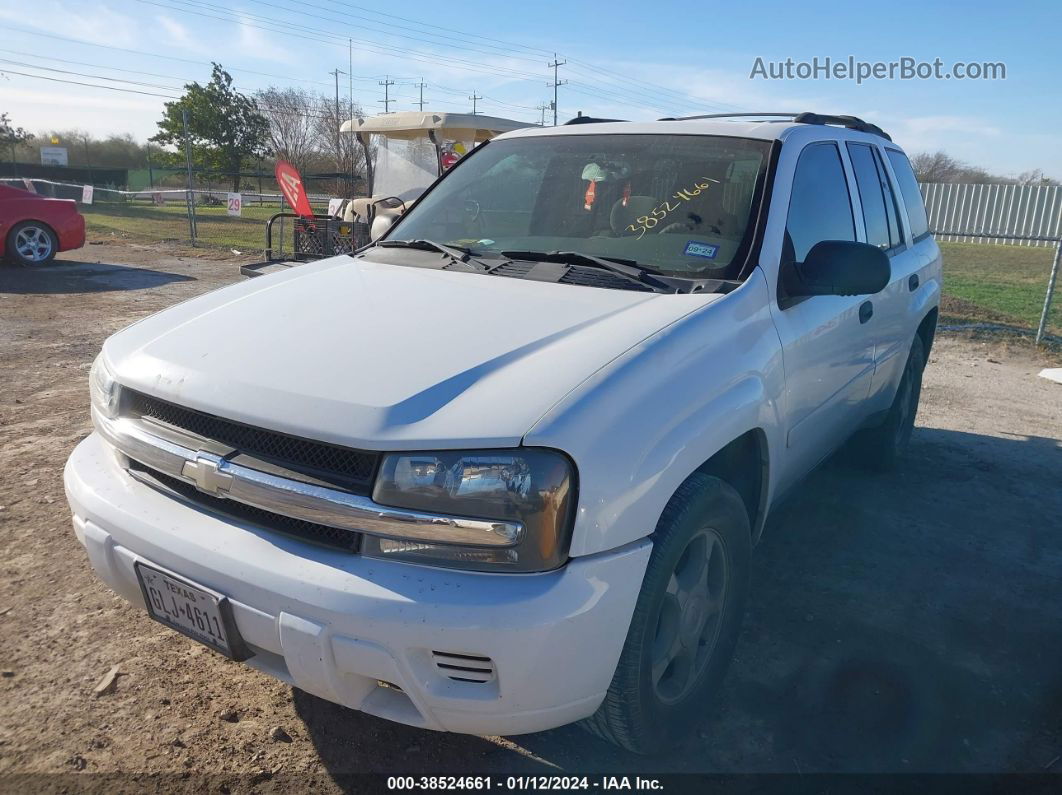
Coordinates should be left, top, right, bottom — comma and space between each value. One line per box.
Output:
6, 221, 57, 267
581, 473, 751, 754
851, 335, 926, 471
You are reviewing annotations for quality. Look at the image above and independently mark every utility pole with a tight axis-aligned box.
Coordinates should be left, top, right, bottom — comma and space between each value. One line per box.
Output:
348, 39, 355, 195
548, 55, 567, 126
415, 80, 427, 111
536, 102, 550, 126
330, 68, 346, 189
379, 78, 395, 113
468, 92, 482, 115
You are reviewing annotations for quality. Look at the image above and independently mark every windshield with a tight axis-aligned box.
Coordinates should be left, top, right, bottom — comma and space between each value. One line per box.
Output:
387, 133, 771, 277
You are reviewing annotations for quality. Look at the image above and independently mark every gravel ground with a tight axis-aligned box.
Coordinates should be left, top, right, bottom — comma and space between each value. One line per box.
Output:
1, 244, 1060, 790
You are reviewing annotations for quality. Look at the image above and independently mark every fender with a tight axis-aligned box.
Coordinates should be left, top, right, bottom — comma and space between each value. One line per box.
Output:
525, 272, 787, 557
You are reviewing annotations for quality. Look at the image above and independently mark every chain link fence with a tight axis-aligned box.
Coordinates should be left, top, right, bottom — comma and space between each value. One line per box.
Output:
1, 176, 342, 256
921, 182, 1061, 343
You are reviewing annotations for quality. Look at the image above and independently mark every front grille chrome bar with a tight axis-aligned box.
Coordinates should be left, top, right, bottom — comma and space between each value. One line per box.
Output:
94, 410, 523, 547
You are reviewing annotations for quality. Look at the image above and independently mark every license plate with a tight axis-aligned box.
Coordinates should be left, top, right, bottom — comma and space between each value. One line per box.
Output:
135, 562, 251, 661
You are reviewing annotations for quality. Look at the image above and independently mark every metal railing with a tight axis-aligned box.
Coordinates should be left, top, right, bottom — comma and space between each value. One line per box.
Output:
922, 182, 1062, 247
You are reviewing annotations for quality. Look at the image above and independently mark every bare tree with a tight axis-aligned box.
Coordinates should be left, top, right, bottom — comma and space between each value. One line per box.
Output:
910, 151, 965, 183
312, 95, 369, 197
910, 149, 1057, 186
255, 87, 320, 175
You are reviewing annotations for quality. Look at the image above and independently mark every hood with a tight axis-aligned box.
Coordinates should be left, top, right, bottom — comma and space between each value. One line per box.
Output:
103, 255, 720, 450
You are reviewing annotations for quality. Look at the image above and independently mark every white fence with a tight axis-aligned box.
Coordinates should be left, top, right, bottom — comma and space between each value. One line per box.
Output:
921, 182, 1062, 247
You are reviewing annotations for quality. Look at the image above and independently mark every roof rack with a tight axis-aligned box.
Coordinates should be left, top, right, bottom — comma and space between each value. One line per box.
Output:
657, 111, 891, 141
658, 112, 802, 121
564, 115, 627, 125
792, 112, 891, 141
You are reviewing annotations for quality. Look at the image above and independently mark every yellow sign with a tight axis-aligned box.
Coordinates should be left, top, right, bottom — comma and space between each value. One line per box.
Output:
50, 136, 60, 145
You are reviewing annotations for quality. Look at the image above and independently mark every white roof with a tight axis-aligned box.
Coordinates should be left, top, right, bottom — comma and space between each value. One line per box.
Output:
340, 111, 531, 141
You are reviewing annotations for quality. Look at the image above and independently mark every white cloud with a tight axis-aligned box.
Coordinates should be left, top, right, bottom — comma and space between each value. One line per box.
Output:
0, 85, 163, 140
233, 13, 297, 65
0, 1, 140, 47
158, 15, 193, 48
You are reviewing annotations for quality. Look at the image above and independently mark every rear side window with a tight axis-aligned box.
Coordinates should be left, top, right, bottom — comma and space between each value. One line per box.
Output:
874, 149, 902, 246
784, 143, 855, 262
847, 143, 905, 250
847, 143, 891, 250
886, 150, 930, 240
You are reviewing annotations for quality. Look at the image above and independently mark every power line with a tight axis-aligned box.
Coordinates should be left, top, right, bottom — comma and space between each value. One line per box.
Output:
4, 7, 741, 119
0, 67, 180, 98
263, 0, 547, 64
0, 58, 184, 92
141, 0, 551, 85
0, 25, 395, 85
565, 58, 739, 113
2, 63, 368, 125
318, 0, 555, 59
146, 0, 718, 117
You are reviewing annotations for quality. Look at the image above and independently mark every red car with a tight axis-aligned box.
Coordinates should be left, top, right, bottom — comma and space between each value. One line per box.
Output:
0, 184, 86, 266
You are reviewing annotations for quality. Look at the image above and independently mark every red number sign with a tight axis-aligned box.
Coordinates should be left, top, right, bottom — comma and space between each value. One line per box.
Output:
274, 160, 313, 218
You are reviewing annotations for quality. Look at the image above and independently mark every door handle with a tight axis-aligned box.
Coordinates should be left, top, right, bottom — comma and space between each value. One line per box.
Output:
909, 274, 920, 291
859, 300, 874, 324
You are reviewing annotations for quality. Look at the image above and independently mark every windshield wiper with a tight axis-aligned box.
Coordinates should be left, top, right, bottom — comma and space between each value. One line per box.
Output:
375, 239, 494, 271
500, 249, 673, 292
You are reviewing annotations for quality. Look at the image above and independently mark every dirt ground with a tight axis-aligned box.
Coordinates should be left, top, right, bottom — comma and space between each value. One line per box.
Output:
1, 244, 1060, 789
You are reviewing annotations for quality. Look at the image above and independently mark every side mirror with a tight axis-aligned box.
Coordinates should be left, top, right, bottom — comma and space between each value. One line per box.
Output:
784, 240, 890, 297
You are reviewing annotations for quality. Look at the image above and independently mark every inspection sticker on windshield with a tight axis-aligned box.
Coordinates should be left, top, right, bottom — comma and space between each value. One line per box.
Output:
684, 241, 719, 259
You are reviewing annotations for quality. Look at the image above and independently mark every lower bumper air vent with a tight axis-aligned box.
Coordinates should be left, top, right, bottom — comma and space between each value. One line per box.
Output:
431, 651, 496, 683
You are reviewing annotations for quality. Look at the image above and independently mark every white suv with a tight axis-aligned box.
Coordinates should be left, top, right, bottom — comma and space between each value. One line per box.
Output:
65, 112, 940, 754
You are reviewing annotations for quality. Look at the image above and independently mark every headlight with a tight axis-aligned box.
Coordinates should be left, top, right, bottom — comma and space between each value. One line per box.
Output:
89, 354, 121, 419
369, 448, 576, 572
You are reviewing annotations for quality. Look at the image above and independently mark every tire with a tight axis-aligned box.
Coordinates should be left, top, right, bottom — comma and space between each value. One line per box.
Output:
581, 473, 751, 754
850, 335, 926, 471
6, 221, 58, 267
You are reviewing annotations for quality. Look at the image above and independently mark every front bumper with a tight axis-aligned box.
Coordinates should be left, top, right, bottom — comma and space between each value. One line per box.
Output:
64, 433, 651, 736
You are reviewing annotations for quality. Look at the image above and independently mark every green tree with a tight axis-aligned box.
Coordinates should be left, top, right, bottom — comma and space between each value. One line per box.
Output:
152, 64, 268, 191
1, 112, 32, 168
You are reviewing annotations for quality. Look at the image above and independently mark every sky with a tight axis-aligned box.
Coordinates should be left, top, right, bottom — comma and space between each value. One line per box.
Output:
0, 0, 1058, 178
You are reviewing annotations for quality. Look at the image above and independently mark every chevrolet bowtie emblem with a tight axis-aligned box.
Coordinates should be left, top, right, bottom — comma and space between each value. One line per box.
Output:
181, 453, 234, 497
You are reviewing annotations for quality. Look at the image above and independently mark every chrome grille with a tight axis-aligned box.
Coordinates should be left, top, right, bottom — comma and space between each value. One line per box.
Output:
130, 462, 360, 553
127, 390, 378, 493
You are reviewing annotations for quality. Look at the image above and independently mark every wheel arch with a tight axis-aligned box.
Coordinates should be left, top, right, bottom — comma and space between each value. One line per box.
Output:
692, 428, 770, 545
916, 306, 938, 359
6, 217, 59, 258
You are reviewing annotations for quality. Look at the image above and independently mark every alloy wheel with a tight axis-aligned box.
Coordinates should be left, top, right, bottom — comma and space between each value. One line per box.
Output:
650, 527, 729, 705
15, 225, 54, 264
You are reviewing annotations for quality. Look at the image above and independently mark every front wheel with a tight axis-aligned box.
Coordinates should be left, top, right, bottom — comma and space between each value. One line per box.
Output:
6, 221, 58, 267
581, 473, 751, 754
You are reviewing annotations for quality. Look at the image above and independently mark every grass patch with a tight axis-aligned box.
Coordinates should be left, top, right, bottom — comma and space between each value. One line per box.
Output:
80, 200, 323, 253
939, 241, 1059, 336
